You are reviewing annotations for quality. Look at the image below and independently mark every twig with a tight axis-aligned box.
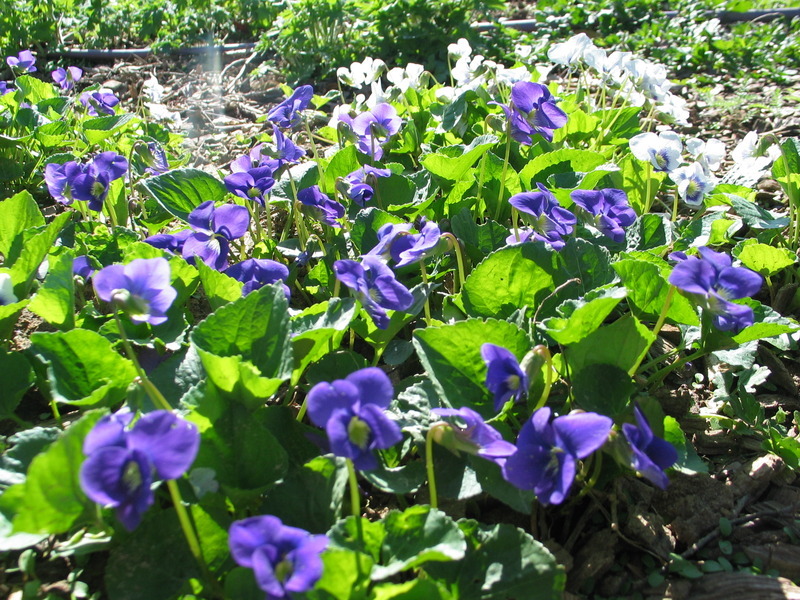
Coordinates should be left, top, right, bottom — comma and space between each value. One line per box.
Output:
680, 502, 800, 561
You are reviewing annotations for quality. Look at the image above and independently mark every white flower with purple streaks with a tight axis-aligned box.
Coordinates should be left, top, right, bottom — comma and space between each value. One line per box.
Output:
686, 137, 726, 173
629, 131, 682, 172
669, 162, 717, 208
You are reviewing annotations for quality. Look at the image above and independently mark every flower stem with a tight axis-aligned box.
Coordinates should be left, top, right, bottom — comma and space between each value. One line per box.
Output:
166, 480, 221, 597
425, 426, 439, 509
303, 117, 321, 165
645, 348, 705, 389
113, 312, 172, 411
532, 345, 554, 410
628, 285, 675, 378
441, 232, 466, 293
346, 459, 364, 551
287, 172, 308, 250
419, 261, 433, 325
642, 161, 653, 214
495, 123, 513, 221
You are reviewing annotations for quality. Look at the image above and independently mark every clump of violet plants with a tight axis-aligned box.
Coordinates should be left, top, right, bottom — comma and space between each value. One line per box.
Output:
0, 34, 799, 600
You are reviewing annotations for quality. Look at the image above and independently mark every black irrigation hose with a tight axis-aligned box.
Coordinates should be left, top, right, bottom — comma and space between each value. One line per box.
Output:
45, 42, 257, 61
44, 7, 800, 61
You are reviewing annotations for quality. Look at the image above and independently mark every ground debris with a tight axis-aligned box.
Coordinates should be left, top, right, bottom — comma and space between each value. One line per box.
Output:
690, 572, 800, 599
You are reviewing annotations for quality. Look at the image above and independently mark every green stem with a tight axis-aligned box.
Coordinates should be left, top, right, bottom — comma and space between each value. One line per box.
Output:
628, 286, 675, 378
476, 152, 488, 218
532, 346, 554, 410
371, 344, 386, 366
645, 348, 706, 389
114, 312, 172, 411
419, 261, 432, 325
104, 199, 119, 231
49, 398, 63, 428
248, 201, 264, 246
495, 121, 512, 221
441, 233, 466, 293
577, 452, 603, 498
346, 459, 364, 550
670, 185, 680, 222
303, 117, 321, 165
643, 161, 653, 215
296, 392, 309, 422
166, 480, 220, 596
425, 426, 439, 509
287, 173, 308, 249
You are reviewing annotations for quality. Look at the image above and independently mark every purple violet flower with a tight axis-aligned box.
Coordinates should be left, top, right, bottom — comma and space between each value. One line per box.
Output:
307, 367, 403, 470
139, 141, 169, 175
80, 410, 200, 530
7, 50, 36, 73
570, 188, 637, 243
224, 167, 275, 207
229, 515, 328, 599
180, 201, 250, 270
508, 184, 577, 250
70, 152, 128, 212
668, 246, 763, 332
366, 222, 413, 260
44, 161, 84, 205
267, 85, 314, 129
387, 220, 442, 268
80, 91, 120, 116
496, 81, 567, 144
622, 405, 678, 489
502, 407, 612, 505
432, 407, 517, 464
350, 103, 402, 160
339, 165, 392, 207
334, 256, 414, 329
297, 185, 345, 228
263, 125, 306, 171
481, 343, 529, 411
92, 257, 177, 326
145, 229, 192, 255
51, 66, 83, 91
73, 255, 95, 281
225, 258, 290, 298
0, 81, 12, 95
